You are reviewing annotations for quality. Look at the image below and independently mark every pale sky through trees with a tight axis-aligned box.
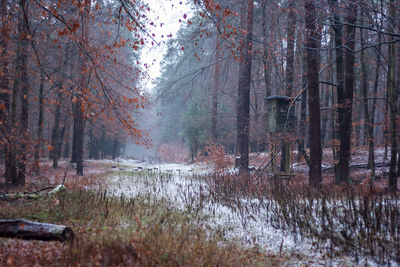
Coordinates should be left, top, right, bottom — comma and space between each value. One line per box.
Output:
141, 0, 193, 91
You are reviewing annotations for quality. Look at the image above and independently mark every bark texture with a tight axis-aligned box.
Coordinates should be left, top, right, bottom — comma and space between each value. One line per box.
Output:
211, 16, 222, 142
72, 1, 90, 175
329, 0, 344, 183
236, 0, 254, 175
388, 0, 398, 192
15, 0, 30, 185
305, 0, 322, 187
337, 1, 357, 183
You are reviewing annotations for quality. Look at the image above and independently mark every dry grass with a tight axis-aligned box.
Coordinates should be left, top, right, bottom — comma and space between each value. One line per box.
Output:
203, 171, 400, 265
0, 186, 285, 266
2, 154, 398, 266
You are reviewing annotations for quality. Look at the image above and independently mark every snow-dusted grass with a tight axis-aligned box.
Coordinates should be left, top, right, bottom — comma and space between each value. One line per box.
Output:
104, 160, 399, 266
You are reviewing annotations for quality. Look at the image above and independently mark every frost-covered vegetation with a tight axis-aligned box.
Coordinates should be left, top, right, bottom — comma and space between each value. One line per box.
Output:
107, 160, 400, 266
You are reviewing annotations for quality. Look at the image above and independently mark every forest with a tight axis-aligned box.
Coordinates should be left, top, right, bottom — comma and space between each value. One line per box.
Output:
0, 0, 400, 266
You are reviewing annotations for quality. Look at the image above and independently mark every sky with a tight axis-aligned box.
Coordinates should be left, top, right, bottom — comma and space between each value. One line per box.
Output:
140, 0, 194, 92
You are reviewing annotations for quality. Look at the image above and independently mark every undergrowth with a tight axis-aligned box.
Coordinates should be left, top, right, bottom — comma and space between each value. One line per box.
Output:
0, 188, 284, 266
202, 173, 400, 265
2, 160, 398, 266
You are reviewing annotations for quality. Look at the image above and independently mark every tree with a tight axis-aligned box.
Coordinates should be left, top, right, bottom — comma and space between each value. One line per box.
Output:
211, 17, 222, 142
332, 1, 357, 184
152, 0, 400, 186
5, 0, 31, 186
0, 0, 11, 179
71, 1, 91, 175
236, 0, 254, 175
359, 9, 375, 177
388, 0, 398, 192
17, 0, 30, 186
50, 45, 69, 169
285, 0, 296, 98
304, 0, 322, 187
0, 0, 149, 182
281, 0, 296, 172
32, 69, 45, 175
260, 0, 272, 153
181, 101, 210, 162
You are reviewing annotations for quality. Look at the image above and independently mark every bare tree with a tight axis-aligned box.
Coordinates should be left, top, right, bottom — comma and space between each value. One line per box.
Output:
304, 0, 322, 187
337, 1, 357, 183
388, 0, 398, 192
236, 0, 254, 175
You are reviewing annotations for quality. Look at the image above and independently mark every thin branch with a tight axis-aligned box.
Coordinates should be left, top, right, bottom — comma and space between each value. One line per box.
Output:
117, 0, 159, 46
327, 18, 400, 38
320, 81, 337, 87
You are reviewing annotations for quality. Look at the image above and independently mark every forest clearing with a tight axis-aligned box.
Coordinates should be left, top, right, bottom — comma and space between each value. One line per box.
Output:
1, 147, 399, 266
1, 0, 400, 266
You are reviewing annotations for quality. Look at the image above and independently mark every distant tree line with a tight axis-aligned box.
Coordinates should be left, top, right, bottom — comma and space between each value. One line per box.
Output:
156, 0, 400, 190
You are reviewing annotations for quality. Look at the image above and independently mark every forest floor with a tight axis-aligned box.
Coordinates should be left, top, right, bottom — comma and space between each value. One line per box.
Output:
0, 147, 398, 266
0, 160, 285, 266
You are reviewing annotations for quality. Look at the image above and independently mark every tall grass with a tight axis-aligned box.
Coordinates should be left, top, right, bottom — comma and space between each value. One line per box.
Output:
0, 187, 283, 266
203, 173, 400, 265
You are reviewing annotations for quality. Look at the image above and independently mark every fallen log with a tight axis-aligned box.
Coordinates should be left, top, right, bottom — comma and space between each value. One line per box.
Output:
0, 184, 65, 201
0, 192, 42, 201
48, 184, 66, 196
0, 219, 74, 242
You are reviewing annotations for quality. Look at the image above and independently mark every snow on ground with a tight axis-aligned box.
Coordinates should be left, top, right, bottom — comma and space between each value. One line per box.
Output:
101, 158, 380, 266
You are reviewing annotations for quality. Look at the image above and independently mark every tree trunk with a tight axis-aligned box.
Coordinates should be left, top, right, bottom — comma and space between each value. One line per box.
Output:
321, 34, 334, 146
298, 40, 308, 159
368, 1, 383, 171
89, 128, 99, 160
388, 0, 398, 192
16, 0, 30, 186
236, 0, 254, 175
211, 17, 222, 142
51, 44, 69, 169
368, 35, 380, 174
296, 11, 308, 159
285, 0, 295, 98
50, 91, 62, 169
0, 220, 74, 242
71, 105, 78, 164
397, 3, 400, 178
305, 0, 322, 187
261, 0, 271, 152
72, 0, 90, 175
32, 70, 45, 175
88, 126, 96, 159
329, 0, 344, 183
72, 99, 84, 175
57, 116, 67, 159
6, 3, 23, 183
100, 126, 105, 159
280, 0, 296, 173
360, 13, 375, 177
63, 122, 71, 159
337, 2, 357, 183
1, 0, 11, 179
112, 136, 118, 160
0, 0, 9, 120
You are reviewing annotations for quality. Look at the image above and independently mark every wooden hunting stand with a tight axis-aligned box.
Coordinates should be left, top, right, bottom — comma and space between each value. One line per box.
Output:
265, 96, 296, 178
